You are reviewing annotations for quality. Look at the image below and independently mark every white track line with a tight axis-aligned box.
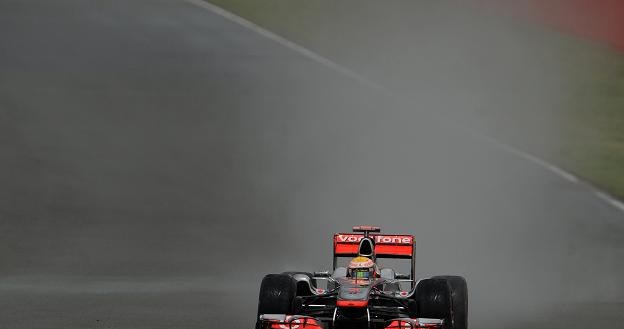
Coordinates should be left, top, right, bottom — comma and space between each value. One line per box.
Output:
185, 0, 624, 214
185, 0, 386, 93
477, 135, 579, 183
595, 191, 624, 212
482, 135, 624, 212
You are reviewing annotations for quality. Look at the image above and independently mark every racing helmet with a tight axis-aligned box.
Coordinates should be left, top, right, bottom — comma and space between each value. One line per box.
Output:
347, 256, 375, 280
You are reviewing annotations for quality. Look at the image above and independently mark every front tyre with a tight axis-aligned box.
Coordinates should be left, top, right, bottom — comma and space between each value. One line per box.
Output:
431, 276, 467, 329
256, 274, 297, 328
415, 276, 468, 329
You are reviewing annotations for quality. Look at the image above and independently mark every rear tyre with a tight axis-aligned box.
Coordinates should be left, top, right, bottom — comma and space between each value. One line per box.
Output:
256, 274, 297, 328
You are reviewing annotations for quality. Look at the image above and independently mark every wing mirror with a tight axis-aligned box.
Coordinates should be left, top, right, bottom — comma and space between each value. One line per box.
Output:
395, 273, 411, 280
313, 271, 331, 277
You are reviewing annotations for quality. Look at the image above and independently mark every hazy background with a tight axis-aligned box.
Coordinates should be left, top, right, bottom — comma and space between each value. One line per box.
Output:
1, 0, 623, 328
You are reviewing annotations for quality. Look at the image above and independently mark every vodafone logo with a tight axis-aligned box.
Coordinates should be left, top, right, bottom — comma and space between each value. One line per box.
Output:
336, 234, 413, 244
336, 235, 362, 243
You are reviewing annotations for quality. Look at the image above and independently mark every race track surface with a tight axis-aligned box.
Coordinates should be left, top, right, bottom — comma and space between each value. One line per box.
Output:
1, 1, 623, 328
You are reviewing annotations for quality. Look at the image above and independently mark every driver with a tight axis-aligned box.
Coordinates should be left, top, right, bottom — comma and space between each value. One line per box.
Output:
347, 256, 378, 280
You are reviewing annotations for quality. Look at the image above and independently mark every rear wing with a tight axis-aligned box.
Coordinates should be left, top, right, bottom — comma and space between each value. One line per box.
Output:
333, 233, 415, 259
333, 227, 416, 287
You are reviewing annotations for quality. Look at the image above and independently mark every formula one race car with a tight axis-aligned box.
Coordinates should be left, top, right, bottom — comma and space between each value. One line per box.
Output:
255, 226, 467, 329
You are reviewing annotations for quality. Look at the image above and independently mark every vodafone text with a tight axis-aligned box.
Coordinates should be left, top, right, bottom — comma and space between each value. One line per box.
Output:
336, 234, 412, 244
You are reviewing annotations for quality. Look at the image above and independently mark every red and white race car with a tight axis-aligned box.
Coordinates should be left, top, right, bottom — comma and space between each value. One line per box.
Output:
255, 226, 468, 329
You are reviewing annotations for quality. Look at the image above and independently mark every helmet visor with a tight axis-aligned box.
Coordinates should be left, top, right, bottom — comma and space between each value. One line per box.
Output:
353, 269, 370, 279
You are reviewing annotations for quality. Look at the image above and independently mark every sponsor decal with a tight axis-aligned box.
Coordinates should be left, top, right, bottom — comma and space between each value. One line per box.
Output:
335, 234, 413, 244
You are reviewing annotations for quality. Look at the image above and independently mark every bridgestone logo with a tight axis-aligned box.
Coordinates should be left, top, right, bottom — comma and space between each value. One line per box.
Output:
336, 234, 412, 244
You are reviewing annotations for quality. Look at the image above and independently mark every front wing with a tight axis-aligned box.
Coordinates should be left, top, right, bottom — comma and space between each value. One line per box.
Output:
257, 293, 444, 329
258, 314, 444, 329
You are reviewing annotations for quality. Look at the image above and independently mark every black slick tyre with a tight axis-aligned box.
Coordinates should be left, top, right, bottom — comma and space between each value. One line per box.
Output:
256, 274, 297, 328
416, 276, 468, 329
431, 276, 468, 329
415, 278, 452, 320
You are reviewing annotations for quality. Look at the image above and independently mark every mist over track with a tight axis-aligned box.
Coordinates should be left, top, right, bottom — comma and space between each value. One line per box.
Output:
0, 1, 623, 328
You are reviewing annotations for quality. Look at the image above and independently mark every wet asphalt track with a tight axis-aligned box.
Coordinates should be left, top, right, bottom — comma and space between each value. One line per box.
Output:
1, 1, 623, 328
